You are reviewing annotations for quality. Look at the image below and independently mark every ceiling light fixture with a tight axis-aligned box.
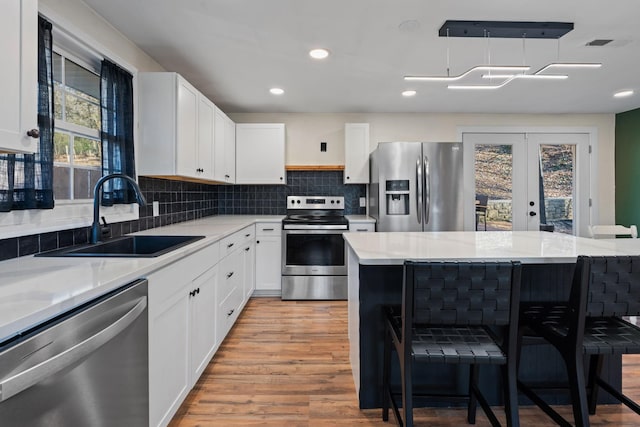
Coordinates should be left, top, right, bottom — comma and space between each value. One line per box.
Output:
406, 20, 601, 90
614, 90, 634, 98
402, 90, 417, 97
309, 48, 329, 59
269, 87, 284, 95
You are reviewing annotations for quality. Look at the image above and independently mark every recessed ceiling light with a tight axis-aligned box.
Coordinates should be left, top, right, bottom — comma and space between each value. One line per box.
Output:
269, 87, 284, 95
309, 48, 330, 59
402, 90, 417, 97
614, 90, 634, 98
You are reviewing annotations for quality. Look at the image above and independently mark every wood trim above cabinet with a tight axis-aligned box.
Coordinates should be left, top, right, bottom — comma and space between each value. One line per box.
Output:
285, 165, 345, 171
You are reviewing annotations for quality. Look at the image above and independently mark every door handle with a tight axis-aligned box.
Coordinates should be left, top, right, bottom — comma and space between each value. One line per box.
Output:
416, 158, 422, 224
424, 156, 430, 225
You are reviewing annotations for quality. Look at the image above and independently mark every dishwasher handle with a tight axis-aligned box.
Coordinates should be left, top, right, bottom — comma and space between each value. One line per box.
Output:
0, 295, 147, 403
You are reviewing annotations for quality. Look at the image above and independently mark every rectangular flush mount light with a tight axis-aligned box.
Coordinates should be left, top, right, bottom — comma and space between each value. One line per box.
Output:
439, 20, 574, 39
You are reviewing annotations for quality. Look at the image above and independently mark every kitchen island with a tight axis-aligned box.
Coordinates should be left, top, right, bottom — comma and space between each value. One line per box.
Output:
343, 231, 640, 408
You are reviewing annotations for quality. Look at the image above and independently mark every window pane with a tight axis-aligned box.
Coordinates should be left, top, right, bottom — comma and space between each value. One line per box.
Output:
54, 132, 70, 164
53, 52, 62, 84
539, 144, 575, 235
73, 136, 101, 167
54, 82, 63, 121
475, 144, 513, 231
53, 165, 71, 199
64, 58, 100, 100
65, 92, 100, 130
73, 167, 101, 199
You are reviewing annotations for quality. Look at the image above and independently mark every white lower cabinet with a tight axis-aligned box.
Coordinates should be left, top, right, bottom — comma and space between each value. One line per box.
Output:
242, 239, 256, 300
148, 242, 220, 427
255, 222, 282, 295
189, 264, 219, 383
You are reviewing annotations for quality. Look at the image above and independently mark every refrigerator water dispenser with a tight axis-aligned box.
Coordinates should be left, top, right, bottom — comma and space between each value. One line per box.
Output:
385, 180, 409, 215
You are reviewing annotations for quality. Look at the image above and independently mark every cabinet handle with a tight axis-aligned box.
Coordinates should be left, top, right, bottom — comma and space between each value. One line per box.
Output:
280, 177, 283, 180
227, 309, 235, 316
346, 176, 350, 180
189, 290, 195, 297
26, 128, 39, 138
262, 228, 274, 231
196, 288, 200, 294
227, 272, 234, 279
225, 174, 230, 178
356, 228, 368, 232
245, 233, 251, 237
245, 247, 250, 252
227, 243, 234, 248
256, 240, 260, 244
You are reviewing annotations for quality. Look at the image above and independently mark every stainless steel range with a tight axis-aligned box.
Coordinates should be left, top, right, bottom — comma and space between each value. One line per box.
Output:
281, 196, 348, 300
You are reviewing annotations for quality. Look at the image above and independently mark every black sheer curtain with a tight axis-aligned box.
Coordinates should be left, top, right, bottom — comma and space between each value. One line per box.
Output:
0, 17, 54, 212
100, 59, 136, 205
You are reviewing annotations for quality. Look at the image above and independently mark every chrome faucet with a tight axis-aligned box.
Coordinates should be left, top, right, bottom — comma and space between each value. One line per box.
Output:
91, 173, 147, 244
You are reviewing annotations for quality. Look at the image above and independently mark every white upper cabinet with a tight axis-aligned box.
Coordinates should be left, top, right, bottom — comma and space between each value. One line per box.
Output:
138, 72, 215, 181
344, 123, 370, 184
0, 0, 38, 153
236, 123, 286, 185
214, 107, 235, 183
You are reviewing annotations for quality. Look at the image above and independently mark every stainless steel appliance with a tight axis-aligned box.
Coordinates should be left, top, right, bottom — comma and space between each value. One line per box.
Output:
282, 196, 348, 300
369, 142, 464, 231
0, 279, 149, 427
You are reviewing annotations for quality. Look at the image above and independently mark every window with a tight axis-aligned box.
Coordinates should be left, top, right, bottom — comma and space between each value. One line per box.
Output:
52, 51, 102, 200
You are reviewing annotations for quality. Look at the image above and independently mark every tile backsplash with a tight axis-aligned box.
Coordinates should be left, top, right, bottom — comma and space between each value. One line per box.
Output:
0, 170, 365, 261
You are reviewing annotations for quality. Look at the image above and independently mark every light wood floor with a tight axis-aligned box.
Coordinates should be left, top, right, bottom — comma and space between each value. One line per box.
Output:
169, 298, 640, 426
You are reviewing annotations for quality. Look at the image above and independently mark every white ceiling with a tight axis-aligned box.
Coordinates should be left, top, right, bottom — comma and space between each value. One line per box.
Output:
83, 0, 640, 114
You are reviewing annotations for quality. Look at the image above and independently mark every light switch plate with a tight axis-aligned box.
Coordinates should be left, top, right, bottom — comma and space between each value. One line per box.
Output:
152, 201, 159, 217
359, 197, 366, 208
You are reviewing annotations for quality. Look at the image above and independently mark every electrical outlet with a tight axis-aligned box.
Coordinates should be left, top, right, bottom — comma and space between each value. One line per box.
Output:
359, 197, 366, 208
152, 201, 159, 217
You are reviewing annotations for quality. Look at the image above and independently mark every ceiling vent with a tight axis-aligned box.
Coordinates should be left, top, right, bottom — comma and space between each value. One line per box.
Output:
586, 39, 614, 46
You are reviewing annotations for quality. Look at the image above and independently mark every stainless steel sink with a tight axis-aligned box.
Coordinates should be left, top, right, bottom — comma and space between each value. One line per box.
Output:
37, 235, 205, 258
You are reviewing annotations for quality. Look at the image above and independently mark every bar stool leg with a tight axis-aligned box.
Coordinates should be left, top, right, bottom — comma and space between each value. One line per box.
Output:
467, 364, 479, 424
502, 358, 520, 427
565, 352, 591, 427
401, 354, 413, 427
382, 327, 391, 422
587, 354, 604, 415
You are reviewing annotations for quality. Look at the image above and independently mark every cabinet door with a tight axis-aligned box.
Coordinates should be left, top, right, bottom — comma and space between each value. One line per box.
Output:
189, 265, 218, 385
224, 115, 236, 183
344, 123, 370, 184
213, 108, 236, 183
197, 95, 215, 180
176, 77, 198, 177
236, 123, 285, 184
0, 0, 38, 153
255, 235, 282, 291
149, 280, 190, 427
242, 241, 256, 300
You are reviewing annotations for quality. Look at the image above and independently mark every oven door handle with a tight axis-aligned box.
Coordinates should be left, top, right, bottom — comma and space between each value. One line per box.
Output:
283, 229, 347, 235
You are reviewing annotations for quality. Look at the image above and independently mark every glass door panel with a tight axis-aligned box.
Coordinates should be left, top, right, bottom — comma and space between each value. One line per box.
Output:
475, 144, 514, 231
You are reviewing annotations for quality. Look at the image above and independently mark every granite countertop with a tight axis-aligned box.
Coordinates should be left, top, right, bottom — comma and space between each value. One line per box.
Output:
343, 231, 640, 265
0, 215, 283, 343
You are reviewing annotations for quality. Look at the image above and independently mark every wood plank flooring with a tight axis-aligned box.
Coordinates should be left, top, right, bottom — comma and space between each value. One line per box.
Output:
169, 298, 640, 426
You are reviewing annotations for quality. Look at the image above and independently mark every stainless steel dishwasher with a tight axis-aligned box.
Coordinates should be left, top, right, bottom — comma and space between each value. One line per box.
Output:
0, 279, 149, 426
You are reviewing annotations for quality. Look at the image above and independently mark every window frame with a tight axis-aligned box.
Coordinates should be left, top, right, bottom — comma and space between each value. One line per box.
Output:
0, 13, 140, 239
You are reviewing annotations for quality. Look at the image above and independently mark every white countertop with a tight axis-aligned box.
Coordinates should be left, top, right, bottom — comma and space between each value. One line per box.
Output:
346, 215, 376, 223
0, 215, 283, 343
343, 231, 640, 265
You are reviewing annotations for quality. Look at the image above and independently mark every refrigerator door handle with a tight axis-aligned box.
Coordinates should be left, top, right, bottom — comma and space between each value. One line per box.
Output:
424, 156, 430, 224
416, 157, 422, 224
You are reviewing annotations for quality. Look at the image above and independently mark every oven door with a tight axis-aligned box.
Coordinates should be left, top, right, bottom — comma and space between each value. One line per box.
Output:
282, 229, 347, 276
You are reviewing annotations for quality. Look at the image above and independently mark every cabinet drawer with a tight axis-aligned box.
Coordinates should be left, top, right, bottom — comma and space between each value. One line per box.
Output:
220, 226, 253, 258
256, 223, 281, 236
238, 225, 255, 244
350, 223, 375, 232
217, 287, 243, 341
217, 251, 240, 303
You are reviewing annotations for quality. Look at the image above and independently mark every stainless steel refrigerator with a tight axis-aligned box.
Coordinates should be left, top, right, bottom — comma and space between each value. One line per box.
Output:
369, 142, 464, 232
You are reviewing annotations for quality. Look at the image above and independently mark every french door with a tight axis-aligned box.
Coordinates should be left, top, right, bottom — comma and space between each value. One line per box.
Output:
462, 132, 590, 236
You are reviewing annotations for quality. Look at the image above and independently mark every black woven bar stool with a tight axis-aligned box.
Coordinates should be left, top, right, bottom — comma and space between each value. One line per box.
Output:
518, 255, 640, 427
381, 261, 522, 427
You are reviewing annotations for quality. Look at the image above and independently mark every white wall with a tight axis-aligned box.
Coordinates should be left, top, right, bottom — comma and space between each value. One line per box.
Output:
230, 112, 616, 224
39, 0, 165, 73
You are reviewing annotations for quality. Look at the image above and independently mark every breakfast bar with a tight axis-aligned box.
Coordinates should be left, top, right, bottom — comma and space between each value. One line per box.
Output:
343, 231, 640, 409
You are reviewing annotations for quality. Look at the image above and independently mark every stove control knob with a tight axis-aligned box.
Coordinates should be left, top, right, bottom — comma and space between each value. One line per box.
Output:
296, 200, 301, 204
331, 200, 335, 204
291, 200, 295, 204
336, 200, 341, 204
